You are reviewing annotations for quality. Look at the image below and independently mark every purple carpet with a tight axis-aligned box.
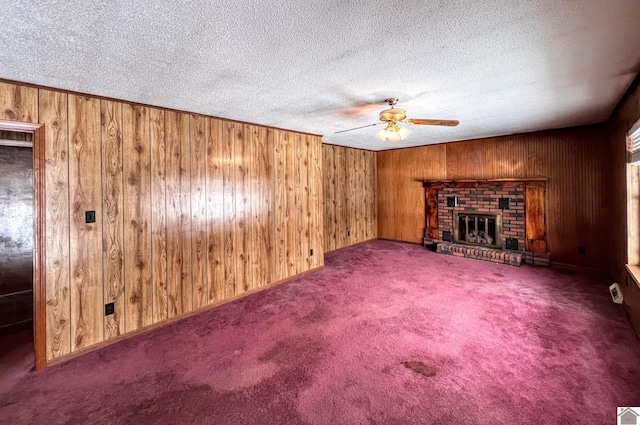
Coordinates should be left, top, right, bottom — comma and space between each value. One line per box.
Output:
1, 240, 639, 424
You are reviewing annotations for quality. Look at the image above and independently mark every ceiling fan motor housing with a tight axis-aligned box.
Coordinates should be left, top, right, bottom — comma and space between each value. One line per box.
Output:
380, 107, 407, 122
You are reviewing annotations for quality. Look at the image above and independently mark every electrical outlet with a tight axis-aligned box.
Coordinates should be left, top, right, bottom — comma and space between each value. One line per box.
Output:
578, 246, 586, 255
105, 302, 115, 316
309, 249, 314, 256
347, 230, 351, 236
85, 210, 96, 223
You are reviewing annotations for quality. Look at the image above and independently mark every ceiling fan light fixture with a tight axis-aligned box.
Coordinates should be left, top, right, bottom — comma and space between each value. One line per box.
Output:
376, 122, 410, 142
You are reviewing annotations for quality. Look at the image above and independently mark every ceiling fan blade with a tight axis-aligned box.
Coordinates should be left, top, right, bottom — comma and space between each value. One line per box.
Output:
407, 118, 459, 127
334, 123, 382, 134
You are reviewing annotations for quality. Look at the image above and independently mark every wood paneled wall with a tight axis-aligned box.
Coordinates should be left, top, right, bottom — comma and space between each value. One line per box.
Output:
0, 80, 324, 362
606, 77, 640, 337
322, 145, 377, 252
377, 126, 609, 269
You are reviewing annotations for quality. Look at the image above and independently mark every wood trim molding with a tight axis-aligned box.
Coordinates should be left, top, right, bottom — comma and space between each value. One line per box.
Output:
324, 238, 378, 255
0, 120, 46, 370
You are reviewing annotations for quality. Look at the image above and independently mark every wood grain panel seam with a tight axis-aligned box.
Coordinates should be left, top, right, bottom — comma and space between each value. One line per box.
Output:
65, 92, 72, 356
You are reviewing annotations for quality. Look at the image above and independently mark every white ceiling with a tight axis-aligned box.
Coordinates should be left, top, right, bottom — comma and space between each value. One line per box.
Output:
1, 0, 639, 151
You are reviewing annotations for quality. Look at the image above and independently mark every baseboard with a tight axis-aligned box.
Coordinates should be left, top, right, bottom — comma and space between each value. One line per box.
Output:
550, 261, 611, 277
46, 265, 325, 368
376, 237, 423, 245
324, 238, 378, 255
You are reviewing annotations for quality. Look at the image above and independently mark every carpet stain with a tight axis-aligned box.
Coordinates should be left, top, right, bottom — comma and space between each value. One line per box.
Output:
259, 335, 324, 365
301, 307, 332, 324
493, 272, 505, 277
402, 361, 437, 377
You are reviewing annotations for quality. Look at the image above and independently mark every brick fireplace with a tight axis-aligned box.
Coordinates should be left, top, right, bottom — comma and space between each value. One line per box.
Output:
423, 179, 550, 266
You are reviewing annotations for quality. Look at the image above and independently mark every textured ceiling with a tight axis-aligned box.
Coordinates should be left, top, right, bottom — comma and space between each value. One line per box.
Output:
1, 1, 639, 151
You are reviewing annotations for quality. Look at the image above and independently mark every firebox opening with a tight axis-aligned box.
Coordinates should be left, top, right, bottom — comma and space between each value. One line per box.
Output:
453, 212, 502, 249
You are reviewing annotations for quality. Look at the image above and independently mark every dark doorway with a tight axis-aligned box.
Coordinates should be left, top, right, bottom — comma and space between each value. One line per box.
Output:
0, 131, 34, 364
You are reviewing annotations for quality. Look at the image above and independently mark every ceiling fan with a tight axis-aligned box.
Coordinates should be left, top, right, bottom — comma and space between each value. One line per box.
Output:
334, 98, 459, 142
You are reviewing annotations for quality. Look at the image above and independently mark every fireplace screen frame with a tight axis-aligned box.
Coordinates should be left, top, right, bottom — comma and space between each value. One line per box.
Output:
452, 211, 503, 249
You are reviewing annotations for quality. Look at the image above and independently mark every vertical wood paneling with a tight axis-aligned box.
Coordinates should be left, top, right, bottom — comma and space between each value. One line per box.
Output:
41, 89, 71, 360
235, 124, 252, 294
165, 111, 192, 318
223, 122, 237, 298
123, 104, 152, 330
335, 147, 347, 248
263, 128, 277, 284
254, 126, 275, 286
284, 133, 298, 276
301, 135, 311, 271
323, 145, 335, 252
377, 127, 609, 268
322, 145, 377, 252
190, 115, 207, 309
345, 148, 355, 242
249, 126, 262, 289
150, 108, 167, 323
100, 100, 125, 339
310, 136, 323, 268
1, 80, 327, 363
274, 130, 287, 281
206, 118, 225, 302
68, 94, 103, 350
367, 152, 377, 240
0, 82, 38, 123
294, 134, 305, 273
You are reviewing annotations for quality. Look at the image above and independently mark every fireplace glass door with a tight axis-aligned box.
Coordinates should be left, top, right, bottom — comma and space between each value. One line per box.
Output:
453, 212, 502, 248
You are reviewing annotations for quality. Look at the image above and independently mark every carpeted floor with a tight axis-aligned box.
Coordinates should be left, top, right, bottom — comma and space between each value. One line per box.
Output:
1, 240, 639, 424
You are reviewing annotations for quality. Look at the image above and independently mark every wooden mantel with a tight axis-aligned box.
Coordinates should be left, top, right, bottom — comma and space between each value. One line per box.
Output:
422, 178, 548, 188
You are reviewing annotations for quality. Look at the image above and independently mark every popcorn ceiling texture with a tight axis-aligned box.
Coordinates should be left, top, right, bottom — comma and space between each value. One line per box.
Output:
1, 0, 639, 150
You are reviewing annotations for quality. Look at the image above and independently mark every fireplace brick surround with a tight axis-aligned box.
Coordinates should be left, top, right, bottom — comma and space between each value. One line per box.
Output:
423, 180, 550, 267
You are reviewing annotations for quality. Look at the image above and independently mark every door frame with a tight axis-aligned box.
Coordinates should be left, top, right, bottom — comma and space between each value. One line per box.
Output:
0, 120, 46, 370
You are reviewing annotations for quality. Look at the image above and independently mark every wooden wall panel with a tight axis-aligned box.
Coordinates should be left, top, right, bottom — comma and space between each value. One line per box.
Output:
235, 124, 252, 294
294, 134, 305, 273
346, 148, 356, 243
335, 147, 347, 248
223, 122, 237, 298
206, 118, 224, 302
323, 145, 335, 252
377, 127, 609, 269
249, 126, 262, 288
254, 126, 275, 287
0, 82, 38, 123
165, 111, 192, 318
284, 132, 297, 276
123, 104, 152, 330
322, 145, 377, 252
368, 153, 377, 240
0, 80, 325, 364
310, 135, 323, 268
150, 108, 167, 324
190, 115, 207, 309
68, 94, 103, 350
300, 135, 311, 272
40, 89, 71, 360
100, 100, 125, 339
274, 130, 287, 281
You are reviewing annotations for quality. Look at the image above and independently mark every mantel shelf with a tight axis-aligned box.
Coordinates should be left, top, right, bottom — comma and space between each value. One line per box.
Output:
421, 178, 548, 188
